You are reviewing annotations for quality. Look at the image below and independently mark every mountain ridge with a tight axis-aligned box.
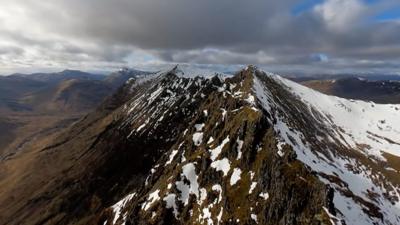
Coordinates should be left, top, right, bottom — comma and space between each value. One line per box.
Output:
0, 66, 399, 225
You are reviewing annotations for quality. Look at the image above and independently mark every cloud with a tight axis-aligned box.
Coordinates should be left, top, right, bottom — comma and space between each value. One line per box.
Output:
0, 0, 399, 74
314, 0, 367, 32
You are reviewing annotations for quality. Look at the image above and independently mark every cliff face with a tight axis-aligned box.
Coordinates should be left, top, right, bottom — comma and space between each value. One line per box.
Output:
1, 66, 399, 225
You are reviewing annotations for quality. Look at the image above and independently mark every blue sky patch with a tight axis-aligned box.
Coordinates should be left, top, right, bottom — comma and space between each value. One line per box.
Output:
375, 6, 400, 21
291, 0, 324, 15
311, 53, 329, 62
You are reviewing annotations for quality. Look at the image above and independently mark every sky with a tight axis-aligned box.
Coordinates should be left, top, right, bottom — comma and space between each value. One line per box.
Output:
0, 0, 400, 75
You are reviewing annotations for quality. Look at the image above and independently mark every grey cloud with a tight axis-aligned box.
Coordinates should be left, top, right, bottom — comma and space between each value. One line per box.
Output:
0, 46, 24, 55
0, 0, 400, 74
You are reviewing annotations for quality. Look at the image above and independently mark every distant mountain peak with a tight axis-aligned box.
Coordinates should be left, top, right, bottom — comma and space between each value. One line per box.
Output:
118, 67, 138, 74
160, 64, 230, 78
116, 67, 146, 75
105, 67, 151, 89
60, 69, 85, 74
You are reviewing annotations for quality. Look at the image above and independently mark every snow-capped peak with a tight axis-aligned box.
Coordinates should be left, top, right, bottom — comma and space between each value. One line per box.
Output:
163, 64, 231, 78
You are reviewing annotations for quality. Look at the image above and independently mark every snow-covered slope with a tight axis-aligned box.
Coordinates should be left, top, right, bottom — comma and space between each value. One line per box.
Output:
273, 74, 400, 158
253, 69, 400, 225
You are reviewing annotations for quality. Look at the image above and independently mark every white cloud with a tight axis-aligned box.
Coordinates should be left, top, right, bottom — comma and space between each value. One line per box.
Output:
314, 0, 366, 31
165, 49, 276, 65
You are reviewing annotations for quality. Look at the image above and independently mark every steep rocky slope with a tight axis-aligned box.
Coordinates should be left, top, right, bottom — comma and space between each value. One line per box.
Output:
1, 66, 399, 225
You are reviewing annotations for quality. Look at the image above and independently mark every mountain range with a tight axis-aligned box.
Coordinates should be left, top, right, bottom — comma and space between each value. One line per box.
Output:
299, 77, 400, 104
0, 68, 147, 158
0, 66, 399, 225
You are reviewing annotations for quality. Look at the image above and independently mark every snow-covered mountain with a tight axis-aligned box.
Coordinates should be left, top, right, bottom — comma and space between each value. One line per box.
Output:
1, 65, 399, 225
99, 65, 399, 225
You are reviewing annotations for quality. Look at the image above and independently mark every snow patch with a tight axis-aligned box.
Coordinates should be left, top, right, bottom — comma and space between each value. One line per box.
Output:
201, 208, 213, 225
277, 141, 285, 157
221, 108, 227, 121
207, 137, 214, 144
245, 94, 256, 105
136, 119, 149, 132
110, 193, 136, 225
209, 136, 230, 161
166, 149, 179, 165
175, 163, 199, 205
251, 214, 258, 223
142, 189, 160, 211
259, 192, 269, 200
163, 194, 179, 218
236, 138, 244, 160
195, 123, 205, 132
199, 188, 208, 204
230, 168, 242, 186
192, 132, 204, 146
323, 207, 340, 225
249, 182, 257, 194
211, 158, 231, 176
212, 184, 223, 203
